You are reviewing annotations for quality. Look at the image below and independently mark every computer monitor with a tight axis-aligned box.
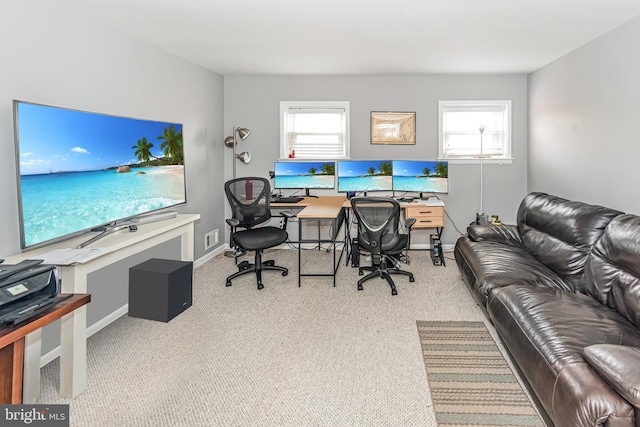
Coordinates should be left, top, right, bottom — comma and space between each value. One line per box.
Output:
337, 160, 393, 193
392, 160, 449, 195
273, 161, 335, 193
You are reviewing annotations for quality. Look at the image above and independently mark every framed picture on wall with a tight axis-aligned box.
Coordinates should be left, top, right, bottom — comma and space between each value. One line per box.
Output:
370, 111, 416, 145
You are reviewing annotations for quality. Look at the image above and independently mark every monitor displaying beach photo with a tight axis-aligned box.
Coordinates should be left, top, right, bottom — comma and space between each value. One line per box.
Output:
273, 161, 335, 189
337, 160, 393, 192
392, 160, 448, 193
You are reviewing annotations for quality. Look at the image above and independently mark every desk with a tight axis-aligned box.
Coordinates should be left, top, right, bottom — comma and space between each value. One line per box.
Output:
272, 196, 347, 286
3, 213, 199, 402
0, 294, 90, 404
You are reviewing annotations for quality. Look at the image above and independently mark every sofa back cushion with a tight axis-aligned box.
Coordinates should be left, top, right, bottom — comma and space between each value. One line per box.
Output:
585, 214, 640, 329
517, 192, 622, 292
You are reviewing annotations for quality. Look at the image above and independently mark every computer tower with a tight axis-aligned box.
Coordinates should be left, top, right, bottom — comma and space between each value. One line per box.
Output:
430, 235, 444, 266
351, 238, 360, 267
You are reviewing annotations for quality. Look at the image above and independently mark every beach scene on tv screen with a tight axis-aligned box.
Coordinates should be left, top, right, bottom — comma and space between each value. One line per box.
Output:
16, 102, 186, 247
338, 160, 392, 191
274, 161, 335, 189
392, 160, 448, 193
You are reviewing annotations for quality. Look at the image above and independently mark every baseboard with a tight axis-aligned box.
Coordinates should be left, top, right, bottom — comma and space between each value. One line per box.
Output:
195, 245, 226, 268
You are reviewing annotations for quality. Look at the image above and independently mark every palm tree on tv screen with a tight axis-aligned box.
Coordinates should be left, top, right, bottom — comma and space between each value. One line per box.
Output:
158, 125, 183, 164
132, 137, 155, 163
422, 167, 431, 177
308, 167, 317, 175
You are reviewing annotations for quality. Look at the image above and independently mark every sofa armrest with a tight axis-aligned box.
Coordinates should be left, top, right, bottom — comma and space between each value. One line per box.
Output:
467, 224, 522, 247
583, 344, 640, 409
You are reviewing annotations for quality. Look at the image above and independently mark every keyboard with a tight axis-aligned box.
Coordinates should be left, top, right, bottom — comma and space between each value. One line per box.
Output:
271, 196, 304, 204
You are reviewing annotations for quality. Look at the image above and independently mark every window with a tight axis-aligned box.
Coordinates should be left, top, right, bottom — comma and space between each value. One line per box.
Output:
438, 100, 512, 163
280, 101, 350, 160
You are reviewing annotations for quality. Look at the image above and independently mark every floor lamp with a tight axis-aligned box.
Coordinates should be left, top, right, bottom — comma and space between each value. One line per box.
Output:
223, 127, 251, 258
476, 125, 488, 225
224, 127, 251, 179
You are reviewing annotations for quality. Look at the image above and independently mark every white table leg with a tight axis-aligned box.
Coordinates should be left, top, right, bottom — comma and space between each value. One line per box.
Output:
59, 307, 87, 398
22, 329, 42, 403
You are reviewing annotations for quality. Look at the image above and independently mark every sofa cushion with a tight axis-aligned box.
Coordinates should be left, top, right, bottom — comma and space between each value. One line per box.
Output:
516, 192, 623, 292
585, 214, 640, 330
583, 344, 640, 410
454, 236, 572, 306
487, 285, 640, 426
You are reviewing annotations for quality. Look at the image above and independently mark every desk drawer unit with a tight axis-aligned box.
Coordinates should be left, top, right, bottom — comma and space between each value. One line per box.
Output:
405, 206, 444, 228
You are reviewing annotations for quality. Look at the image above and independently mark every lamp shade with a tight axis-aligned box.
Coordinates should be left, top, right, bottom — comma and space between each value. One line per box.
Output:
236, 151, 251, 164
224, 136, 235, 148
237, 127, 251, 140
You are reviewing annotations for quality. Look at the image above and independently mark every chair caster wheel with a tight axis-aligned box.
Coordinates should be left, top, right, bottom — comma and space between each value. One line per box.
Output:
409, 277, 415, 282
258, 283, 264, 290
357, 285, 363, 291
392, 289, 398, 296
238, 260, 250, 271
264, 260, 275, 266
282, 271, 288, 276
226, 281, 232, 287
358, 271, 364, 276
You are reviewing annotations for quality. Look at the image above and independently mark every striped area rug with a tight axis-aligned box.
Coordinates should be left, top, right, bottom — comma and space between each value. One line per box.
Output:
417, 320, 545, 427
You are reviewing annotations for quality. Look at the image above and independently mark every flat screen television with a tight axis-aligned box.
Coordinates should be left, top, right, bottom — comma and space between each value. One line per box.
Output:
273, 161, 335, 193
13, 100, 187, 249
337, 160, 393, 193
392, 160, 448, 195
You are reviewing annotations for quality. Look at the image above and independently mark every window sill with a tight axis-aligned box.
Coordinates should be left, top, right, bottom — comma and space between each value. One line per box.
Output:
439, 157, 513, 165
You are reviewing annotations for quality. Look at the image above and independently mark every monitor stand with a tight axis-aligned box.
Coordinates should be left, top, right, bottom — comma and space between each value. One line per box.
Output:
304, 189, 319, 198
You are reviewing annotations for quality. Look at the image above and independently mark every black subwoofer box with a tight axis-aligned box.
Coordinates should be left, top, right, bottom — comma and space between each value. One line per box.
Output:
129, 258, 193, 322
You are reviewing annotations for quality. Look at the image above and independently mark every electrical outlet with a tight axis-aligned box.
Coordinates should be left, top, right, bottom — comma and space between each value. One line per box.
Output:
205, 228, 219, 250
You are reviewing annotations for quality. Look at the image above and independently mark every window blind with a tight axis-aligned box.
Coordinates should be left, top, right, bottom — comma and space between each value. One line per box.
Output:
284, 107, 346, 159
441, 103, 509, 158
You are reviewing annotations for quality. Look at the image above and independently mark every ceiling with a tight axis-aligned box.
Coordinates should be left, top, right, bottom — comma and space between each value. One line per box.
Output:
55, 0, 640, 76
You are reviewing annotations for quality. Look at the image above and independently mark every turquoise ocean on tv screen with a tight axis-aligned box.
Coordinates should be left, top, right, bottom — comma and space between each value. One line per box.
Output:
20, 166, 185, 247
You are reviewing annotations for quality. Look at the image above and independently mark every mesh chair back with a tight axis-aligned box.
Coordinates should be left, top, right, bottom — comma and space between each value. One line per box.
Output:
224, 177, 272, 229
351, 197, 402, 254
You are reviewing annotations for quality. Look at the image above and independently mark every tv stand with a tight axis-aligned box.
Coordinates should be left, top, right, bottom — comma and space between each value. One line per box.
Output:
304, 189, 319, 198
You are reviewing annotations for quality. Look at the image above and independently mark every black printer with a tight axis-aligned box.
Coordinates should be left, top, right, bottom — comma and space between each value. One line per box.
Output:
0, 259, 66, 324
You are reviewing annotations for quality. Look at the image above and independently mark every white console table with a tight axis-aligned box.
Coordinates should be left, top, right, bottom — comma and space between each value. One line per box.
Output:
3, 213, 200, 403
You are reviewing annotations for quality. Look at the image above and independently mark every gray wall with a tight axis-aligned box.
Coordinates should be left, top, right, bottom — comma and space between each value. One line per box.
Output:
0, 0, 226, 261
224, 75, 529, 245
0, 0, 225, 355
528, 16, 640, 214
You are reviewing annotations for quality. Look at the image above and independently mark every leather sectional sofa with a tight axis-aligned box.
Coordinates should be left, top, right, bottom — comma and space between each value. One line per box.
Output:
454, 192, 640, 427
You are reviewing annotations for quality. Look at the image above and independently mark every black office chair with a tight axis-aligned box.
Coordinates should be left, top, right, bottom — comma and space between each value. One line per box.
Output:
224, 177, 291, 290
351, 197, 415, 295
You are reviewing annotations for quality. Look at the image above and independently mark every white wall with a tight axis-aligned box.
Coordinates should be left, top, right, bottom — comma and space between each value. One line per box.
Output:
528, 16, 640, 214
0, 0, 226, 260
225, 75, 528, 245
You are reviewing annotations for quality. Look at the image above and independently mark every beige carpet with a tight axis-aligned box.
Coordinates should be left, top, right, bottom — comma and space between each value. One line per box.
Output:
36, 249, 537, 426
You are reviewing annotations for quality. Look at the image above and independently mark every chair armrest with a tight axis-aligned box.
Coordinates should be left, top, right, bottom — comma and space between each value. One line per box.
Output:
278, 211, 294, 230
226, 218, 240, 228
404, 218, 416, 229
467, 224, 522, 247
583, 344, 640, 409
